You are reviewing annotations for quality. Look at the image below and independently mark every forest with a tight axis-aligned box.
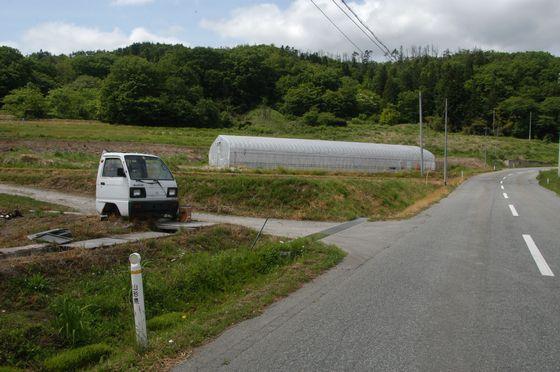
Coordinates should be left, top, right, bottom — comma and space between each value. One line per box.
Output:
1, 43, 560, 140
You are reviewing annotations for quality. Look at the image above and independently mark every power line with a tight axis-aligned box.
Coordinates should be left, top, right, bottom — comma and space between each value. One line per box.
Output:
330, 0, 386, 60
339, 0, 396, 61
308, 0, 364, 55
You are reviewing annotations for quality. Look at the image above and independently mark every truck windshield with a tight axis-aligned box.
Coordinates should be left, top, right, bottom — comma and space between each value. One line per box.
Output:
124, 155, 174, 180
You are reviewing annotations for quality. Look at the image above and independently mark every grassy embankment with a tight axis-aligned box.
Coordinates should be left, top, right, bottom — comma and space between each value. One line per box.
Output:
0, 167, 460, 221
0, 194, 149, 248
0, 225, 344, 371
537, 169, 560, 195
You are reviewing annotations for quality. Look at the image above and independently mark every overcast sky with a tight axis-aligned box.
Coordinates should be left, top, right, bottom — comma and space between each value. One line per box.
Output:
2, 0, 560, 57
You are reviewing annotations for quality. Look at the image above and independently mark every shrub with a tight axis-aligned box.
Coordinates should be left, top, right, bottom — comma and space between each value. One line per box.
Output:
43, 343, 111, 372
2, 86, 47, 119
302, 107, 319, 126
316, 112, 346, 126
379, 104, 400, 125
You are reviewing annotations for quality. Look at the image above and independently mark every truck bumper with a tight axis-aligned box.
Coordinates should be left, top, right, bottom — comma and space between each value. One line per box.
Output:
128, 200, 179, 218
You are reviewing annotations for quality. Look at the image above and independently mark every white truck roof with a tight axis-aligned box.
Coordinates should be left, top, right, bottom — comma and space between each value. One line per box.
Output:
101, 152, 159, 158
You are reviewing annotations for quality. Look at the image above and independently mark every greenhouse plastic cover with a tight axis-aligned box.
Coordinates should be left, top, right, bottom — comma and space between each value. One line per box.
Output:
209, 135, 436, 172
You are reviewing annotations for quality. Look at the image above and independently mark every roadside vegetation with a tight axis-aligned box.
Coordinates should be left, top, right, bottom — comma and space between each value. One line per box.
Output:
0, 225, 345, 370
0, 167, 470, 221
537, 169, 560, 195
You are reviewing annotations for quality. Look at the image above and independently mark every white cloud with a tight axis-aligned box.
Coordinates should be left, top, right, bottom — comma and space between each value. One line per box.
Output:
200, 0, 560, 58
17, 22, 186, 54
111, 0, 154, 6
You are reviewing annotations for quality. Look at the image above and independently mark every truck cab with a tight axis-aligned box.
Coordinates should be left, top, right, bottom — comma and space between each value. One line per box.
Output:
95, 152, 179, 219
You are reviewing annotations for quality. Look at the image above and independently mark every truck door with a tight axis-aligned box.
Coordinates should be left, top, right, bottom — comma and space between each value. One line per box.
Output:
97, 157, 128, 204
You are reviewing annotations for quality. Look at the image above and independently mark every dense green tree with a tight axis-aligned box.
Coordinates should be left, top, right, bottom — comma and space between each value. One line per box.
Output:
0, 46, 31, 100
497, 96, 536, 137
356, 88, 382, 115
99, 56, 163, 125
71, 52, 115, 78
281, 83, 322, 116
2, 43, 560, 137
47, 84, 99, 120
3, 85, 47, 119
397, 90, 419, 123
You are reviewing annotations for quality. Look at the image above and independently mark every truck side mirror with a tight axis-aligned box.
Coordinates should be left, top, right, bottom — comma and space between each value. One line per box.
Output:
117, 168, 125, 177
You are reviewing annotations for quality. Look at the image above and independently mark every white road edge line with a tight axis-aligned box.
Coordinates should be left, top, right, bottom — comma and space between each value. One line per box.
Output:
501, 185, 505, 190
503, 193, 509, 199
522, 234, 554, 277
509, 204, 519, 216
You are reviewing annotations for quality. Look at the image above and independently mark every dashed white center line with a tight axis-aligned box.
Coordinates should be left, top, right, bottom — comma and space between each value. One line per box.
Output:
500, 180, 503, 184
503, 193, 509, 199
522, 234, 554, 277
501, 185, 504, 190
509, 204, 519, 216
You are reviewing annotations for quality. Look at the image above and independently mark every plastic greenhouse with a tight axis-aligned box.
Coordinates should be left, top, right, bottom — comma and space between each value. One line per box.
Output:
208, 135, 436, 173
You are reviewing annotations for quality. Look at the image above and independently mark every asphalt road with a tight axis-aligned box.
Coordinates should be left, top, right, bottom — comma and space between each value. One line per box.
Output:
175, 168, 560, 371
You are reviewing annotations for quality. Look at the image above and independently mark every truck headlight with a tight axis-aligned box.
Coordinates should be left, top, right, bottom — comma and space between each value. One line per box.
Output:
130, 187, 146, 198
167, 187, 178, 197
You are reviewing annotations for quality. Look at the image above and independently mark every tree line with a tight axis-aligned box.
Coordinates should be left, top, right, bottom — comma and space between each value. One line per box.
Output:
1, 43, 560, 139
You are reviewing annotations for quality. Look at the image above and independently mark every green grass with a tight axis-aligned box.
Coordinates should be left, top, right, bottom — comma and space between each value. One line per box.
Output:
537, 169, 560, 195
0, 225, 345, 370
43, 343, 112, 371
181, 173, 440, 220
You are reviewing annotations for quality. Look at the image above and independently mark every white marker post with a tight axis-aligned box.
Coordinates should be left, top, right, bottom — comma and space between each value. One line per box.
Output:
129, 253, 148, 348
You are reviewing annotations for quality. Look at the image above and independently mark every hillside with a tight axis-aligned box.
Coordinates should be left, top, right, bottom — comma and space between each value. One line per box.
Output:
1, 43, 560, 141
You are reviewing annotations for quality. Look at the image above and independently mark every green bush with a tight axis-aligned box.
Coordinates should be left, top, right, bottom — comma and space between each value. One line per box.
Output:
2, 86, 47, 119
302, 107, 319, 125
43, 343, 112, 371
379, 104, 400, 125
316, 112, 346, 126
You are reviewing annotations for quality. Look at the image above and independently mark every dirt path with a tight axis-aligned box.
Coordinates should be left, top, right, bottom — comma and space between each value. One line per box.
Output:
0, 184, 338, 238
0, 183, 95, 214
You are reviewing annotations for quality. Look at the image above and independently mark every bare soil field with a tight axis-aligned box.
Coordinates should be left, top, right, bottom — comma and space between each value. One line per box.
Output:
0, 139, 206, 161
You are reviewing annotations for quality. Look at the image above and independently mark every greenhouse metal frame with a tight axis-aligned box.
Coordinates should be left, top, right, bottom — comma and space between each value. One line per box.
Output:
208, 135, 436, 173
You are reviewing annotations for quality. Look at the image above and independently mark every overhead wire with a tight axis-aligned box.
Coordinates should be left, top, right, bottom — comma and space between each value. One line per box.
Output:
308, 0, 364, 55
339, 0, 397, 61
330, 0, 385, 60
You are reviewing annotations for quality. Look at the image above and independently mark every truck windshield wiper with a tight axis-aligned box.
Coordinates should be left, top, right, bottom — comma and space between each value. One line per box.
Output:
136, 178, 166, 193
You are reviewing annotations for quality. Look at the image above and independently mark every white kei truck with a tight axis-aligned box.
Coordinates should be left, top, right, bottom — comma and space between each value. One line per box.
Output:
95, 152, 179, 219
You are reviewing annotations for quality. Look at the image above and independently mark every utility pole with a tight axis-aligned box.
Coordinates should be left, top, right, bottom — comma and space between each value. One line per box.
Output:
492, 109, 496, 136
419, 91, 424, 176
529, 111, 532, 140
444, 98, 448, 186
484, 125, 487, 166
492, 108, 497, 168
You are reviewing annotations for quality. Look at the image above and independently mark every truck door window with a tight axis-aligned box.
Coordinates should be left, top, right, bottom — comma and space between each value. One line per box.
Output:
102, 158, 124, 177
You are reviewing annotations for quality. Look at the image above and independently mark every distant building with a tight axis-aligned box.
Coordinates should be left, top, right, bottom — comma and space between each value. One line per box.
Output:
209, 135, 436, 173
